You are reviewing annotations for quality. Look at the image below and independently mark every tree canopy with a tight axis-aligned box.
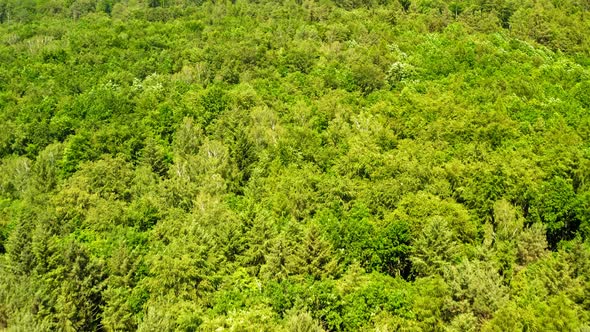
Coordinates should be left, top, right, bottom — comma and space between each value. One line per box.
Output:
0, 0, 589, 330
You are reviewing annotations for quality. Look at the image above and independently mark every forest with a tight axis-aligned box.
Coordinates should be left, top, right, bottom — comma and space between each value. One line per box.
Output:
0, 0, 589, 330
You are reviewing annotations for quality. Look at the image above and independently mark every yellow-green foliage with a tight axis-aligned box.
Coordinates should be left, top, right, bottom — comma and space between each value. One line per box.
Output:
0, 0, 589, 330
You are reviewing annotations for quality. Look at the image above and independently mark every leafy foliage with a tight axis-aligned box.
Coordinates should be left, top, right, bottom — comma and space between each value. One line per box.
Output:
0, 0, 589, 330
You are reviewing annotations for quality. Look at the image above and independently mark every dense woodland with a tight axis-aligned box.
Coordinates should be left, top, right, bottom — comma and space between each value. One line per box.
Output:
0, 0, 589, 330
